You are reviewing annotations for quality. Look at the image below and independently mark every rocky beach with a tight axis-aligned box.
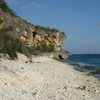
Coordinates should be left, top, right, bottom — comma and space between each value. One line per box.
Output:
0, 0, 100, 100
0, 56, 100, 100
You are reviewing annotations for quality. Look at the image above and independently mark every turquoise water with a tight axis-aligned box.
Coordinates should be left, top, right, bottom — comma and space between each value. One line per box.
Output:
68, 54, 100, 69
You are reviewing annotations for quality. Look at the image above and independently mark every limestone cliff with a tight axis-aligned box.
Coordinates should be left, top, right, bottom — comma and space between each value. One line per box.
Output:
0, 0, 68, 59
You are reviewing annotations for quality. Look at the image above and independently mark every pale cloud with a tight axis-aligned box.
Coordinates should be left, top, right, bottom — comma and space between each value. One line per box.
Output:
29, 2, 44, 8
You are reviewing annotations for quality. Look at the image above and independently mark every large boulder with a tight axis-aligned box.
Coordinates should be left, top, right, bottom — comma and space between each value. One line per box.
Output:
41, 51, 69, 60
51, 50, 69, 60
0, 53, 10, 60
16, 52, 29, 62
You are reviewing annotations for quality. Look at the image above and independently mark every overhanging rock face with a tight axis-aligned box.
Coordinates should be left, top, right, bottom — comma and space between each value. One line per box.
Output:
0, 8, 66, 49
0, 0, 68, 59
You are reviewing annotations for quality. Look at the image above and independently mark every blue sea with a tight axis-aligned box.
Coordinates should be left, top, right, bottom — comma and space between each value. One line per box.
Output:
68, 54, 100, 79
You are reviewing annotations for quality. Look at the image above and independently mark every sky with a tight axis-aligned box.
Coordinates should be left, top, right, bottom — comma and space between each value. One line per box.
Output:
5, 0, 100, 54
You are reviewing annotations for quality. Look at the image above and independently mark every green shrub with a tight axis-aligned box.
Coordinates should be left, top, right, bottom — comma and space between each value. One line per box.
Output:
35, 43, 54, 52
35, 25, 65, 35
2, 35, 17, 59
0, 33, 28, 59
0, 18, 3, 25
46, 44, 54, 52
0, 26, 13, 32
24, 42, 55, 55
0, 32, 55, 59
0, 0, 17, 17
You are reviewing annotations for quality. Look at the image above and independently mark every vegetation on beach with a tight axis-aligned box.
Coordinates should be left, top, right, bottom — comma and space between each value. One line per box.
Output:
35, 43, 54, 52
0, 32, 55, 59
0, 34, 23, 59
0, 0, 17, 17
0, 26, 13, 33
0, 18, 3, 25
0, 0, 66, 60
35, 25, 59, 32
35, 25, 65, 35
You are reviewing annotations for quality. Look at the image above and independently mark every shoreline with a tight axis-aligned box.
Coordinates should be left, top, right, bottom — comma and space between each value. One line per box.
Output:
67, 61, 100, 80
0, 56, 100, 100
